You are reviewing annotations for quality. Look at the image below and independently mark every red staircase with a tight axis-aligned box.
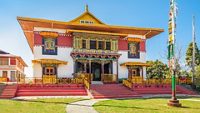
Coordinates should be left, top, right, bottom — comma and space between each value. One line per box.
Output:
132, 84, 197, 95
16, 84, 87, 96
0, 84, 18, 99
90, 84, 141, 99
176, 85, 197, 95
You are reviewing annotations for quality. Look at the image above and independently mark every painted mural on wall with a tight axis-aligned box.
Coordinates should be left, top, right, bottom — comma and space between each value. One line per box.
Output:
128, 42, 140, 58
42, 38, 57, 55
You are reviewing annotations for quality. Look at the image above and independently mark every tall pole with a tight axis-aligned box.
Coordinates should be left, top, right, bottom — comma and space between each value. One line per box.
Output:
192, 16, 196, 87
167, 0, 181, 107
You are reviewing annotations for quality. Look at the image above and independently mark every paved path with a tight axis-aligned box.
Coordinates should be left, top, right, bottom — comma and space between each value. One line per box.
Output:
66, 99, 107, 113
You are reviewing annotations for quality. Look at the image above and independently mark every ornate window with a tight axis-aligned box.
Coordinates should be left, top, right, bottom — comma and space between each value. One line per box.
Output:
106, 41, 111, 50
82, 40, 86, 49
128, 42, 140, 58
43, 66, 57, 75
90, 40, 97, 49
42, 38, 57, 55
128, 68, 140, 79
111, 40, 117, 51
98, 41, 104, 50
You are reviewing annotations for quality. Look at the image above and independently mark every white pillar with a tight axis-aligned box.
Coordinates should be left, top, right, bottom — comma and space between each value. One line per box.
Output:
113, 61, 117, 75
143, 66, 147, 79
140, 68, 142, 77
0, 70, 2, 77
8, 57, 10, 65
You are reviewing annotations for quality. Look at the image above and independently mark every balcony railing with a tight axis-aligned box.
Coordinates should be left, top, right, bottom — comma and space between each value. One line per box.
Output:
73, 49, 117, 54
102, 74, 117, 83
43, 75, 57, 84
0, 77, 7, 82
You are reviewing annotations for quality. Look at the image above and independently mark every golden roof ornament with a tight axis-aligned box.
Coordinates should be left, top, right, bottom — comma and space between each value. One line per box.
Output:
85, 4, 89, 12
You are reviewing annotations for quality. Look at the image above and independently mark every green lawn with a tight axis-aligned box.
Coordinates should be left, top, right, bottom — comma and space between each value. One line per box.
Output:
94, 98, 200, 113
0, 98, 84, 113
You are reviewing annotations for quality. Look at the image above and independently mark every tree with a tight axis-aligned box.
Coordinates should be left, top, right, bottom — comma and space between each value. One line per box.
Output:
146, 60, 169, 79
185, 42, 200, 67
195, 65, 200, 78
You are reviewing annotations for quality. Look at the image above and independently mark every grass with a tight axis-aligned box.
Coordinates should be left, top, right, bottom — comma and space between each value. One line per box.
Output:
0, 98, 84, 113
94, 97, 200, 113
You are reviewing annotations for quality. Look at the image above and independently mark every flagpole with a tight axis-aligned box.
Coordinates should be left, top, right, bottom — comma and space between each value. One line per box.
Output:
167, 0, 181, 107
192, 15, 196, 87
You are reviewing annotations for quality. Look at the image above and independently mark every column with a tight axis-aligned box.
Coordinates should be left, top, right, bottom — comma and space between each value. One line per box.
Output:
101, 61, 104, 81
116, 60, 119, 83
8, 57, 10, 66
109, 61, 112, 74
84, 62, 87, 73
89, 60, 91, 75
73, 59, 76, 73
143, 66, 146, 80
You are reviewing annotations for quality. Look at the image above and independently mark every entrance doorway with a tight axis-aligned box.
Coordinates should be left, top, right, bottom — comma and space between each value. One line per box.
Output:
74, 60, 113, 82
92, 62, 101, 81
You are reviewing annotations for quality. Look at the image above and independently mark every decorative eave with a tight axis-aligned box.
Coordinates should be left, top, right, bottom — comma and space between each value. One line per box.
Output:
120, 62, 151, 67
127, 38, 143, 42
71, 51, 121, 60
67, 29, 127, 36
17, 15, 163, 52
32, 59, 68, 65
39, 31, 59, 38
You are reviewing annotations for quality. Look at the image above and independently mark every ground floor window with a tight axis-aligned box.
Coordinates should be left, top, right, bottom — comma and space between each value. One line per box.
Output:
10, 71, 16, 82
43, 66, 57, 75
2, 71, 8, 78
128, 68, 140, 79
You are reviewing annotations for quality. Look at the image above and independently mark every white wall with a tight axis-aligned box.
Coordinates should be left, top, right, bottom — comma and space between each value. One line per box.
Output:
143, 66, 147, 79
33, 63, 42, 78
118, 50, 146, 79
0, 70, 2, 77
112, 61, 117, 75
33, 46, 74, 78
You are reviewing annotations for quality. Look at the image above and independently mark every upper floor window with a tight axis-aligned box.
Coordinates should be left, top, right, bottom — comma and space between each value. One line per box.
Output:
73, 37, 118, 51
90, 40, 97, 49
0, 57, 9, 65
98, 41, 104, 50
82, 40, 86, 49
128, 42, 140, 58
42, 38, 57, 55
106, 42, 111, 50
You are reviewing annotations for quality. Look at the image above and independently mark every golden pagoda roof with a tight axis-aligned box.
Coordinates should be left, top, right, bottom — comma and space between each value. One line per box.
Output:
69, 5, 105, 25
32, 59, 68, 65
17, 6, 164, 51
120, 62, 150, 67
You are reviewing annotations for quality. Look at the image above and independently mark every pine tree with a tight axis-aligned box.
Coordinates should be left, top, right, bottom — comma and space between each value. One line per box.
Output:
185, 42, 200, 67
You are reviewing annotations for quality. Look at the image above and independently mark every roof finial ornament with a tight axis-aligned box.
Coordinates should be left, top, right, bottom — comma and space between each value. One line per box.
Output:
85, 4, 89, 12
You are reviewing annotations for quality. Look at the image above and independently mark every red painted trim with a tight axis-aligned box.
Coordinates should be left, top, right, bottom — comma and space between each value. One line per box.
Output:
140, 40, 146, 52
118, 39, 128, 50
34, 32, 42, 45
57, 35, 73, 47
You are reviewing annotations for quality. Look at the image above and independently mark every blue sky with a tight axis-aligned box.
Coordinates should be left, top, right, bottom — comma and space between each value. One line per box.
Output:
0, 0, 199, 76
